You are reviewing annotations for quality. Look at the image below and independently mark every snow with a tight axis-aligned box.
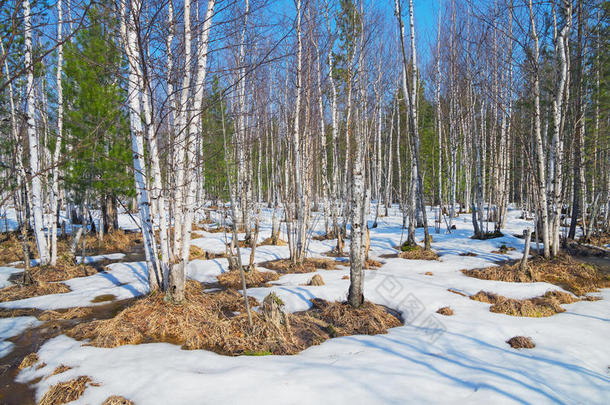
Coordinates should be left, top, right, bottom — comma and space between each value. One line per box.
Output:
5, 206, 610, 403
0, 266, 22, 289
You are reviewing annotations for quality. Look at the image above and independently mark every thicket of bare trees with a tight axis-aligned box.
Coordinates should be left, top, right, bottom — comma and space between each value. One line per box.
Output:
1, 0, 608, 305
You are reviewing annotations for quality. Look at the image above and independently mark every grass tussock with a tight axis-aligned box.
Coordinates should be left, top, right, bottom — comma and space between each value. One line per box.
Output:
0, 232, 37, 265
189, 245, 227, 261
462, 255, 610, 295
447, 288, 467, 297
19, 353, 39, 369
396, 245, 439, 261
365, 259, 383, 269
258, 237, 288, 246
260, 258, 344, 274
47, 365, 72, 379
506, 336, 535, 349
491, 244, 516, 254
217, 268, 280, 289
459, 252, 478, 257
67, 281, 401, 355
37, 376, 92, 405
102, 396, 135, 405
470, 290, 579, 317
0, 281, 70, 302
436, 307, 454, 316
307, 274, 325, 286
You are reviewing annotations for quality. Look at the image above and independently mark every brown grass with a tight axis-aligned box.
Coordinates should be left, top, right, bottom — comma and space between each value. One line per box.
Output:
506, 336, 535, 349
217, 268, 280, 289
396, 245, 439, 261
307, 274, 325, 286
436, 307, 454, 316
424, 272, 434, 276
447, 288, 467, 297
102, 396, 135, 405
67, 280, 402, 355
260, 258, 344, 274
46, 365, 72, 379
459, 252, 478, 257
0, 281, 70, 302
470, 290, 579, 317
258, 237, 288, 246
0, 232, 37, 265
189, 245, 227, 261
462, 255, 610, 296
365, 259, 383, 269
581, 232, 610, 247
37, 376, 92, 405
19, 353, 39, 369
491, 244, 516, 254
341, 275, 349, 280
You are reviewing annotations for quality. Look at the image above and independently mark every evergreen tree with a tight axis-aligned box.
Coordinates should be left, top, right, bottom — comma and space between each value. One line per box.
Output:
63, 7, 132, 233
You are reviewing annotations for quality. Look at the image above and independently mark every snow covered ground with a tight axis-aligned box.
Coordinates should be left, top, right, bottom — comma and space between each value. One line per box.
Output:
3, 206, 610, 404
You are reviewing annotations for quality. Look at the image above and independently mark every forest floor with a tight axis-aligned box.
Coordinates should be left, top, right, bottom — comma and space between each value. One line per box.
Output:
0, 206, 609, 404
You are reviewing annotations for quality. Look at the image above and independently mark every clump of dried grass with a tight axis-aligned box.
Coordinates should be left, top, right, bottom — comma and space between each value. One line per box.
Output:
86, 230, 141, 254
260, 258, 343, 274
217, 268, 280, 289
459, 252, 478, 257
31, 262, 102, 283
102, 396, 135, 405
307, 274, 325, 286
0, 281, 70, 302
506, 336, 535, 349
37, 376, 92, 405
365, 259, 383, 269
436, 307, 454, 316
396, 245, 439, 261
424, 272, 434, 276
447, 288, 467, 297
258, 237, 288, 246
462, 255, 610, 295
189, 245, 227, 261
491, 244, 516, 254
0, 232, 37, 265
305, 299, 402, 336
470, 290, 578, 317
19, 353, 39, 369
68, 281, 402, 356
46, 365, 72, 379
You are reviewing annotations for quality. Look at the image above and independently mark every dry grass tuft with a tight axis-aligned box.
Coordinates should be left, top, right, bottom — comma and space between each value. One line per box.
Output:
87, 230, 141, 254
37, 376, 92, 405
463, 255, 610, 295
67, 280, 402, 356
396, 245, 439, 261
447, 288, 467, 297
307, 274, 325, 286
0, 282, 70, 302
46, 365, 72, 379
436, 307, 454, 316
31, 263, 103, 283
306, 299, 402, 336
506, 336, 535, 349
217, 268, 280, 289
0, 232, 37, 265
258, 237, 288, 246
470, 290, 578, 317
341, 275, 349, 280
19, 353, 39, 369
459, 252, 478, 257
365, 259, 383, 269
491, 244, 516, 254
424, 272, 434, 276
102, 396, 135, 405
188, 245, 227, 261
260, 258, 344, 274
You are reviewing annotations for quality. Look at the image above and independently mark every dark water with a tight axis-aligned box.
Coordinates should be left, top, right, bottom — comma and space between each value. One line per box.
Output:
0, 299, 133, 405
